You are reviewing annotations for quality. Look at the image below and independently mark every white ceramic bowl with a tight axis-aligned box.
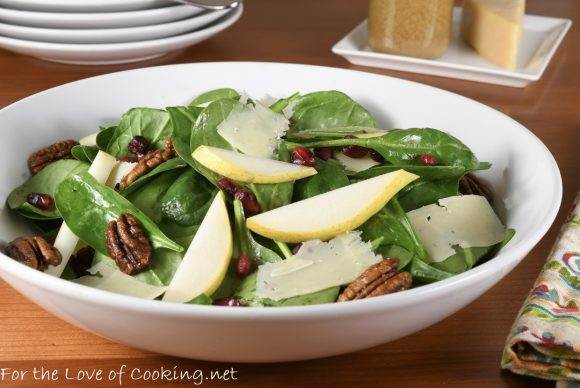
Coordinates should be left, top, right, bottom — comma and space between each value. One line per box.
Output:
0, 6, 242, 65
0, 0, 172, 13
0, 5, 204, 29
0, 62, 561, 362
0, 9, 231, 44
0, 0, 174, 12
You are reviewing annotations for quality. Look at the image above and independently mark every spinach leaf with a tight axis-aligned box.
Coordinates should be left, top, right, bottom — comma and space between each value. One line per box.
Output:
120, 157, 187, 197
294, 158, 350, 201
189, 88, 240, 107
96, 125, 116, 151
55, 172, 183, 255
235, 273, 339, 307
7, 159, 89, 220
125, 170, 183, 223
432, 228, 515, 274
167, 106, 203, 168
269, 92, 300, 113
286, 126, 380, 140
106, 108, 172, 158
304, 128, 481, 170
160, 169, 216, 227
353, 164, 473, 181
233, 200, 283, 265
71, 145, 98, 163
169, 103, 294, 211
409, 257, 454, 283
290, 91, 377, 130
249, 143, 294, 211
397, 178, 460, 212
186, 294, 212, 305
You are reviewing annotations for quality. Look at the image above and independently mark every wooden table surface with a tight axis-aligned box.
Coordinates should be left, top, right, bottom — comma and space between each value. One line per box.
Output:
0, 0, 578, 386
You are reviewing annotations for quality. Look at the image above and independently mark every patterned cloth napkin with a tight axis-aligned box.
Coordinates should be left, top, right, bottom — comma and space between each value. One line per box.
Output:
502, 193, 579, 381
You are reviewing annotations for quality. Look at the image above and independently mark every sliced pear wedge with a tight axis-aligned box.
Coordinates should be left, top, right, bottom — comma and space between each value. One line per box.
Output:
192, 145, 317, 184
163, 191, 232, 303
246, 170, 418, 243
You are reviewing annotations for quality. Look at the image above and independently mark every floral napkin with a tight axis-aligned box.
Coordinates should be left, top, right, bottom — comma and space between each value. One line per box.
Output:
502, 193, 579, 381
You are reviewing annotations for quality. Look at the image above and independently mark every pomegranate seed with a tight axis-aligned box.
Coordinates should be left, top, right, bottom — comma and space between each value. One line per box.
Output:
217, 178, 239, 197
342, 135, 368, 159
236, 255, 253, 278
128, 135, 149, 155
419, 153, 438, 166
213, 297, 243, 307
292, 242, 303, 255
314, 147, 334, 161
369, 150, 385, 163
234, 189, 262, 216
291, 146, 316, 167
27, 193, 54, 210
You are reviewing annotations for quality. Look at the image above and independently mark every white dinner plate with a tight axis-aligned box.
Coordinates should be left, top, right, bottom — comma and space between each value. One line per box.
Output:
0, 0, 172, 13
0, 62, 561, 362
0, 5, 242, 64
0, 4, 204, 29
0, 9, 231, 44
333, 9, 572, 87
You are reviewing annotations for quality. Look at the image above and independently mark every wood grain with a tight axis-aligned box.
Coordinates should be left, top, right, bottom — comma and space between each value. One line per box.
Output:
0, 0, 578, 386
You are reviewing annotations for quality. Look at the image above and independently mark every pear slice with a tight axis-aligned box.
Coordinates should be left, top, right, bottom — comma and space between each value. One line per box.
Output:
192, 145, 317, 184
163, 191, 232, 303
247, 170, 418, 243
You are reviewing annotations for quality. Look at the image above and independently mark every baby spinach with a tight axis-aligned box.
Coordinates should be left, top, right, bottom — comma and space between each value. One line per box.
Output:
55, 172, 183, 256
353, 164, 476, 181
235, 273, 339, 307
397, 178, 460, 212
120, 157, 188, 197
96, 125, 116, 151
432, 229, 515, 274
294, 158, 350, 201
269, 92, 300, 113
105, 108, 172, 158
125, 170, 183, 223
8, 159, 89, 220
169, 102, 294, 211
160, 169, 216, 227
290, 91, 377, 130
186, 294, 213, 305
189, 88, 240, 107
233, 200, 283, 265
71, 145, 98, 163
304, 128, 481, 170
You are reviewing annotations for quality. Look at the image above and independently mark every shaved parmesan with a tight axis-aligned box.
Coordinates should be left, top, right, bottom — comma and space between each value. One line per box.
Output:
47, 150, 118, 277
79, 132, 98, 146
217, 102, 288, 159
105, 160, 136, 187
407, 195, 506, 263
256, 232, 381, 301
74, 261, 166, 299
335, 152, 380, 172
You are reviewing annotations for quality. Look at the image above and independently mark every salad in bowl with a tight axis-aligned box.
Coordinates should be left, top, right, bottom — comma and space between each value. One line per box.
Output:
4, 88, 513, 307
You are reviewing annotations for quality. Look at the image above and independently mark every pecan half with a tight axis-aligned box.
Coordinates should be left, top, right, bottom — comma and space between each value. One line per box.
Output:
5, 236, 62, 271
338, 258, 412, 302
28, 139, 78, 174
118, 137, 175, 190
460, 173, 494, 204
106, 213, 151, 275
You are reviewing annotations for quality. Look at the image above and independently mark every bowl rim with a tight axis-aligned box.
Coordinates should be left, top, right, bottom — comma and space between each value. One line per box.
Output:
0, 61, 563, 320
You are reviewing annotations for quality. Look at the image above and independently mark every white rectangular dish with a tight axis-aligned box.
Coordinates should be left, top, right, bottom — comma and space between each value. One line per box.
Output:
332, 9, 572, 87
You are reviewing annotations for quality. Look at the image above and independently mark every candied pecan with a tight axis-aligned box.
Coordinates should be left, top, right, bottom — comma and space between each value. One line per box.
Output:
106, 213, 151, 275
27, 139, 78, 174
338, 258, 412, 302
5, 236, 62, 271
460, 173, 494, 204
118, 137, 175, 190
69, 246, 95, 277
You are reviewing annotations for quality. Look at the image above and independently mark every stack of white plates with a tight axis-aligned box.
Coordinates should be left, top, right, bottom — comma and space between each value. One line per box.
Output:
0, 0, 243, 65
